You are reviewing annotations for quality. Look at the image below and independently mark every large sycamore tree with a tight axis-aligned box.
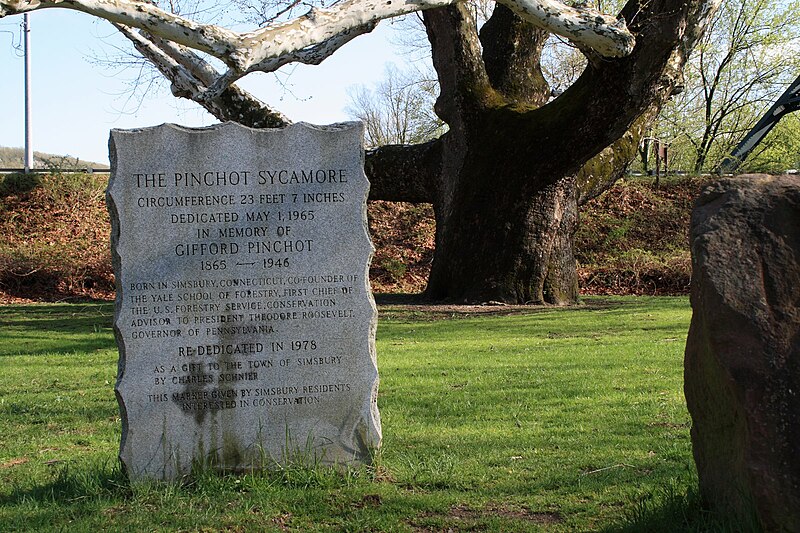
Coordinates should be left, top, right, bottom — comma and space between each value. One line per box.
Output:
1, 0, 721, 304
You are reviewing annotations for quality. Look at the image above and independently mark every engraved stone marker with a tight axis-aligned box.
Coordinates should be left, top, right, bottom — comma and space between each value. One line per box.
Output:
107, 122, 380, 480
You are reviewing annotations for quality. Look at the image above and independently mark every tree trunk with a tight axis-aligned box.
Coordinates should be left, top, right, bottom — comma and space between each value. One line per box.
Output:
417, 0, 717, 304
426, 143, 578, 304
425, 101, 578, 305
419, 4, 580, 304
361, 113, 584, 305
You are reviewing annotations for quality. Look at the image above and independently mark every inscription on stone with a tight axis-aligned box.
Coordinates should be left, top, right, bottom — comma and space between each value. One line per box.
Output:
107, 122, 380, 480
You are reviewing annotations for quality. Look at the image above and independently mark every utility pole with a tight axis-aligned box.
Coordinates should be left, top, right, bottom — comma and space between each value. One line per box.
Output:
23, 13, 33, 173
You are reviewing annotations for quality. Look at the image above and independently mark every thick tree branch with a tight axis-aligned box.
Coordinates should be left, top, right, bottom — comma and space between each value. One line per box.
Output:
6, 0, 246, 67
487, 0, 722, 191
479, 3, 550, 106
364, 140, 442, 203
200, 21, 378, 103
499, 0, 632, 58
575, 0, 723, 201
424, 4, 492, 124
119, 21, 442, 203
1, 0, 635, 84
422, 5, 489, 227
576, 104, 661, 204
116, 25, 288, 129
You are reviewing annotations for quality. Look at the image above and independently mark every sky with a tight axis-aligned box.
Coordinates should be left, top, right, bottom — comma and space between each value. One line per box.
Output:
0, 9, 414, 165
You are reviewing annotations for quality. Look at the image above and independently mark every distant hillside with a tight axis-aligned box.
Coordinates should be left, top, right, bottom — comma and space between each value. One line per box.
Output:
0, 147, 109, 170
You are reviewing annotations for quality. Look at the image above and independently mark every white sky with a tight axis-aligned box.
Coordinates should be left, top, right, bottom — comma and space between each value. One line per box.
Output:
0, 9, 414, 164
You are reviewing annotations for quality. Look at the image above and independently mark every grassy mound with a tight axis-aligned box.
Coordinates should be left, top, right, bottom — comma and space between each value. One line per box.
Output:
0, 173, 113, 302
0, 146, 109, 170
575, 177, 708, 296
368, 201, 435, 293
0, 173, 706, 302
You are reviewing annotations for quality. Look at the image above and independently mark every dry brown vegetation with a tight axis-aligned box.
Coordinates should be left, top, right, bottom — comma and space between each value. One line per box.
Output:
0, 173, 113, 302
575, 177, 708, 296
368, 201, 435, 293
0, 172, 704, 303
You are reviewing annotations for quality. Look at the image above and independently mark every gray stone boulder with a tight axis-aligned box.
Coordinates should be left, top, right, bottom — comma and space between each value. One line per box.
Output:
685, 174, 800, 531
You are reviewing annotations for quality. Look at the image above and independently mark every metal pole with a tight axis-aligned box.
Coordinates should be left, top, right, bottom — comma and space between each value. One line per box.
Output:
23, 13, 33, 173
716, 73, 800, 174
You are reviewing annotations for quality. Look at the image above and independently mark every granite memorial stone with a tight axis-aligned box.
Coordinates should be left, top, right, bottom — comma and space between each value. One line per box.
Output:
107, 122, 381, 480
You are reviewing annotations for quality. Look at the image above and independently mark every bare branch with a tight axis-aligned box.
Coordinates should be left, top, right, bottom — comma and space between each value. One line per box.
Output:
116, 24, 288, 128
3, 0, 246, 67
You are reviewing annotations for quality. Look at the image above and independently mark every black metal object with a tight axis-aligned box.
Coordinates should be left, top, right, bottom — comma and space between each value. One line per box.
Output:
717, 73, 800, 174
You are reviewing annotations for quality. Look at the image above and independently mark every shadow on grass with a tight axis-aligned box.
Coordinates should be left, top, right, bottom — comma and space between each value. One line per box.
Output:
0, 302, 114, 327
0, 297, 690, 356
375, 293, 687, 315
603, 482, 762, 533
0, 303, 115, 356
0, 459, 130, 508
376, 296, 690, 347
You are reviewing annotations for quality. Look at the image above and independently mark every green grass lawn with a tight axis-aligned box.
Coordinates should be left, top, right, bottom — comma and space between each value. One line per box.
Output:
0, 297, 724, 531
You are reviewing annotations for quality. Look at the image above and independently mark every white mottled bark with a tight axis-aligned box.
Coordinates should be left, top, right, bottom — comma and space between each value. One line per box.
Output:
116, 24, 289, 127
115, 25, 224, 103
501, 0, 633, 57
2, 0, 245, 67
0, 0, 635, 82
